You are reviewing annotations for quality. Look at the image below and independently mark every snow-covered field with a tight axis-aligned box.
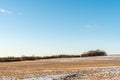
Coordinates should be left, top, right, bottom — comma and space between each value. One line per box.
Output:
23, 66, 120, 80
0, 56, 120, 80
42, 56, 120, 62
1, 66, 119, 80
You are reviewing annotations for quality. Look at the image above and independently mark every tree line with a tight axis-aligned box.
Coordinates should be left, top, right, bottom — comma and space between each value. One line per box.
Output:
0, 49, 107, 62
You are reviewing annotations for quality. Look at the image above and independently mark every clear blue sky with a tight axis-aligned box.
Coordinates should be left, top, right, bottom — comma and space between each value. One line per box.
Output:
0, 0, 120, 56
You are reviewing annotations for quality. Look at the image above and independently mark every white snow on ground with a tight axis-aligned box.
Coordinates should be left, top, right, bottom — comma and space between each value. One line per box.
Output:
0, 74, 69, 80
40, 55, 120, 62
0, 56, 120, 80
22, 66, 120, 80
0, 67, 120, 80
24, 74, 69, 80
89, 66, 120, 80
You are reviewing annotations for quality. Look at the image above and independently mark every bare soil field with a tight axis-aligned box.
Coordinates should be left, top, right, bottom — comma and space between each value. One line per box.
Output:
0, 56, 120, 80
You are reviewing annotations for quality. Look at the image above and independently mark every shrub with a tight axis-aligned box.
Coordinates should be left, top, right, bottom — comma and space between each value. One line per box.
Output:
81, 49, 107, 57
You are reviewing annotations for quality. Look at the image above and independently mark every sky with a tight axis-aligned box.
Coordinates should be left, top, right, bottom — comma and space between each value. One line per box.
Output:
0, 0, 120, 57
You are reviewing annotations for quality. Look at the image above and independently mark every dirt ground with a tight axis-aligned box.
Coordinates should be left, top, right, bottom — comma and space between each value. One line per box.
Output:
0, 56, 120, 80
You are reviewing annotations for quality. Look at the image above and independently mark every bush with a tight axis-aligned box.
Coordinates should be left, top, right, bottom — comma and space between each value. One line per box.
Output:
81, 49, 107, 57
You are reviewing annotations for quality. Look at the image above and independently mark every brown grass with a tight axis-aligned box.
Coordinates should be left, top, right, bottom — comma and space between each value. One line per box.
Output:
0, 57, 120, 79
